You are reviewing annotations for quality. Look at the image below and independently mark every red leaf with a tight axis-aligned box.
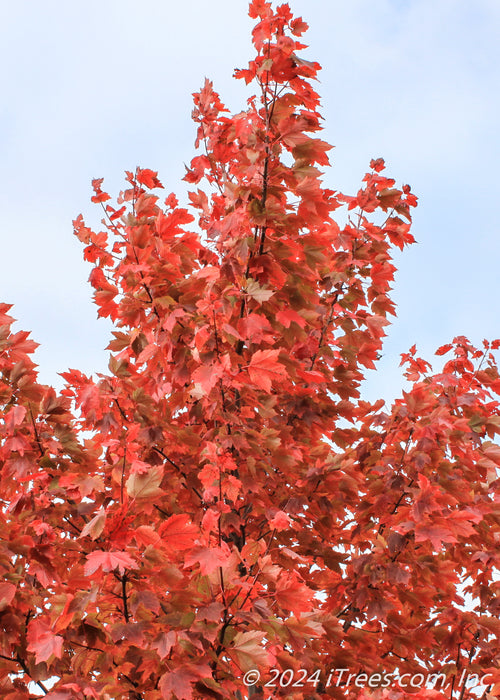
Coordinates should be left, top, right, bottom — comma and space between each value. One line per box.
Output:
370, 157, 385, 172
153, 631, 177, 660
366, 314, 389, 339
91, 177, 110, 203
276, 307, 306, 329
275, 573, 313, 616
159, 514, 199, 550
159, 668, 194, 700
136, 168, 163, 189
79, 507, 106, 540
0, 582, 16, 611
191, 361, 224, 396
229, 631, 269, 672
126, 465, 164, 499
4, 405, 26, 431
184, 544, 230, 575
435, 343, 453, 356
159, 664, 212, 700
268, 510, 291, 531
248, 349, 287, 392
133, 525, 162, 548
84, 550, 138, 576
27, 619, 64, 664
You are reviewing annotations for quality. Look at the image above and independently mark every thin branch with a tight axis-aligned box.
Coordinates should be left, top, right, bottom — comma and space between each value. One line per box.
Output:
309, 289, 342, 370
16, 653, 49, 695
29, 404, 44, 457
152, 446, 203, 501
121, 574, 129, 623
63, 516, 82, 534
114, 398, 128, 421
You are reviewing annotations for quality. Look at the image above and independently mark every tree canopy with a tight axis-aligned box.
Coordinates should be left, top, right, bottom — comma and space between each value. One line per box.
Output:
1, 2, 499, 699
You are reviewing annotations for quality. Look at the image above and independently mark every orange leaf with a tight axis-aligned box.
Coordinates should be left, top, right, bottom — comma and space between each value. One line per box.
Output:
159, 514, 199, 550
248, 349, 287, 392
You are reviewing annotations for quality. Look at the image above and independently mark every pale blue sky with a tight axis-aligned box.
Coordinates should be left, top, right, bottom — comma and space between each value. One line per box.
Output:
1, 0, 499, 404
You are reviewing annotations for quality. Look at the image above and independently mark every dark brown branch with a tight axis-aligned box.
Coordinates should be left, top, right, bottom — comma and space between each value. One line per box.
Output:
121, 574, 129, 623
114, 398, 128, 421
16, 653, 49, 695
152, 446, 203, 501
63, 516, 82, 534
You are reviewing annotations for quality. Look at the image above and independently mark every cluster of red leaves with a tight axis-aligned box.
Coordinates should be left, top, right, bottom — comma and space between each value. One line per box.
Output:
1, 2, 500, 699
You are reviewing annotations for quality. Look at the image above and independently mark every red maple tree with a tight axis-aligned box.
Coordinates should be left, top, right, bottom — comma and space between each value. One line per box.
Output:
1, 2, 500, 699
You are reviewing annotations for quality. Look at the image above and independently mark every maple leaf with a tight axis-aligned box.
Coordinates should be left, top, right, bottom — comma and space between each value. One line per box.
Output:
366, 313, 390, 339
136, 167, 163, 189
268, 510, 291, 531
276, 307, 306, 329
159, 664, 212, 700
275, 573, 314, 616
229, 631, 269, 672
153, 630, 177, 660
248, 0, 272, 20
79, 507, 106, 540
291, 17, 309, 36
27, 619, 64, 664
90, 177, 110, 203
370, 157, 385, 172
191, 361, 225, 397
126, 465, 164, 499
238, 312, 273, 343
159, 514, 199, 550
245, 278, 275, 304
159, 667, 195, 700
0, 582, 16, 611
4, 404, 26, 431
133, 524, 163, 548
84, 550, 138, 576
435, 343, 453, 356
184, 544, 231, 575
247, 349, 287, 392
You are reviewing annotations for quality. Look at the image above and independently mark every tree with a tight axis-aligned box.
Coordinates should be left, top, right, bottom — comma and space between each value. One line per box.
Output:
1, 2, 500, 698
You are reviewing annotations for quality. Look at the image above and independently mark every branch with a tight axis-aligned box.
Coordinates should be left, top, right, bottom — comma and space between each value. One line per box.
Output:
378, 428, 414, 535
16, 653, 49, 695
29, 404, 44, 457
114, 398, 128, 421
121, 574, 129, 623
309, 289, 341, 370
105, 188, 160, 323
152, 446, 203, 501
256, 74, 277, 257
121, 450, 126, 505
62, 516, 82, 534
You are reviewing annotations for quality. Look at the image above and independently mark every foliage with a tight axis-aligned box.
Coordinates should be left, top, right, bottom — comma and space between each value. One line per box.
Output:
1, 2, 500, 698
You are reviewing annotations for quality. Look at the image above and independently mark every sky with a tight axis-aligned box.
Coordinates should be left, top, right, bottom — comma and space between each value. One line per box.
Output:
1, 0, 499, 405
